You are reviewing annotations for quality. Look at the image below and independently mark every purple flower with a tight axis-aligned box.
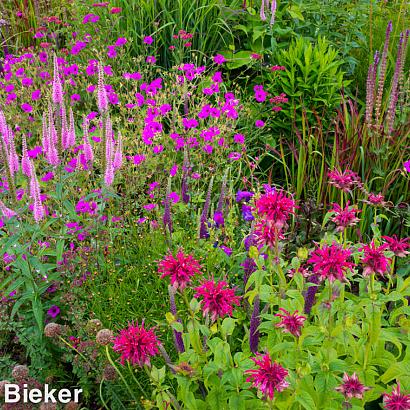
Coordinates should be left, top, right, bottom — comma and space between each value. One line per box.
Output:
21, 103, 33, 113
404, 160, 410, 172
236, 191, 254, 202
47, 305, 60, 318
255, 120, 265, 128
31, 89, 41, 100
146, 56, 156, 64
241, 204, 254, 221
220, 245, 232, 256
115, 37, 127, 47
143, 36, 154, 45
213, 54, 226, 65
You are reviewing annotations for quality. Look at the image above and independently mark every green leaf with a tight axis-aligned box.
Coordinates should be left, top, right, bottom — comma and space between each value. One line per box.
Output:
288, 5, 304, 21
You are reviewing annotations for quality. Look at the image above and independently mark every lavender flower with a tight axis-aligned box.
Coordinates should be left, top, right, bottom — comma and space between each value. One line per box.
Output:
199, 177, 214, 239
374, 21, 392, 128
303, 275, 319, 314
163, 177, 173, 233
21, 135, 32, 177
52, 55, 63, 105
113, 132, 123, 170
97, 62, 108, 113
168, 286, 185, 353
249, 296, 260, 353
270, 0, 277, 25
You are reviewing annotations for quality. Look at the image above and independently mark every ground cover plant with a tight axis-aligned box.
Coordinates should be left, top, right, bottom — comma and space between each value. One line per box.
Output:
0, 0, 409, 409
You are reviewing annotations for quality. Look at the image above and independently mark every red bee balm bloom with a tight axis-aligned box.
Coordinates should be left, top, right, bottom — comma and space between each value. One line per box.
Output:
194, 280, 240, 321
328, 169, 361, 192
360, 241, 391, 276
245, 354, 289, 400
383, 383, 410, 410
254, 189, 296, 229
335, 372, 370, 400
275, 308, 306, 337
158, 249, 201, 290
113, 321, 159, 366
382, 235, 409, 258
308, 243, 355, 282
330, 202, 360, 231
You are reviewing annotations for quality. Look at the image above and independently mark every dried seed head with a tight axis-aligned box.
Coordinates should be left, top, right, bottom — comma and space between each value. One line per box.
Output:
102, 365, 117, 381
86, 319, 103, 334
44, 323, 62, 338
65, 401, 80, 410
96, 329, 114, 346
11, 365, 29, 381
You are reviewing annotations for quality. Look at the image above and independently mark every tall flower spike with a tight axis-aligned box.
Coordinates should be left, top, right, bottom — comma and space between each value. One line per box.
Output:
82, 118, 94, 163
42, 112, 49, 154
249, 296, 260, 354
270, 0, 277, 25
52, 54, 63, 105
374, 21, 392, 128
365, 52, 378, 127
386, 33, 403, 136
398, 30, 409, 107
181, 146, 190, 204
67, 107, 76, 147
8, 133, 19, 175
260, 0, 267, 21
29, 162, 45, 223
199, 176, 214, 239
113, 131, 123, 170
60, 101, 69, 149
163, 177, 173, 233
104, 132, 114, 186
21, 135, 31, 177
97, 61, 108, 113
0, 200, 17, 219
168, 286, 185, 353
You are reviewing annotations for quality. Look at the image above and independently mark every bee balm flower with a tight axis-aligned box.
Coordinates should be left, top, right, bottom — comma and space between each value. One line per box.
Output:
113, 321, 159, 366
335, 372, 370, 400
245, 354, 289, 400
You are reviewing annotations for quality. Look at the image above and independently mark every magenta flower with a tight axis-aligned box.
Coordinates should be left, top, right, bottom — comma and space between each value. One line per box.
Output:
255, 119, 265, 128
254, 219, 284, 248
254, 189, 296, 229
382, 235, 409, 257
194, 280, 240, 321
146, 56, 156, 64
360, 241, 391, 276
158, 249, 202, 290
143, 36, 154, 45
308, 243, 355, 282
275, 308, 306, 337
245, 354, 289, 400
404, 160, 410, 172
213, 54, 226, 65
330, 201, 361, 231
383, 383, 410, 410
328, 169, 361, 192
47, 305, 60, 318
113, 321, 159, 366
21, 103, 33, 113
335, 372, 370, 400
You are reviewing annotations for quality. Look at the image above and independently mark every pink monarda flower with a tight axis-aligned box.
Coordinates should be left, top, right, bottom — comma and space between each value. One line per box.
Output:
113, 321, 159, 366
366, 192, 386, 206
308, 243, 355, 282
254, 189, 296, 229
382, 235, 409, 258
157, 249, 201, 290
360, 241, 391, 276
383, 382, 410, 410
254, 219, 284, 248
330, 201, 361, 232
335, 372, 370, 400
328, 169, 361, 192
245, 354, 289, 401
275, 308, 306, 337
194, 280, 240, 322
